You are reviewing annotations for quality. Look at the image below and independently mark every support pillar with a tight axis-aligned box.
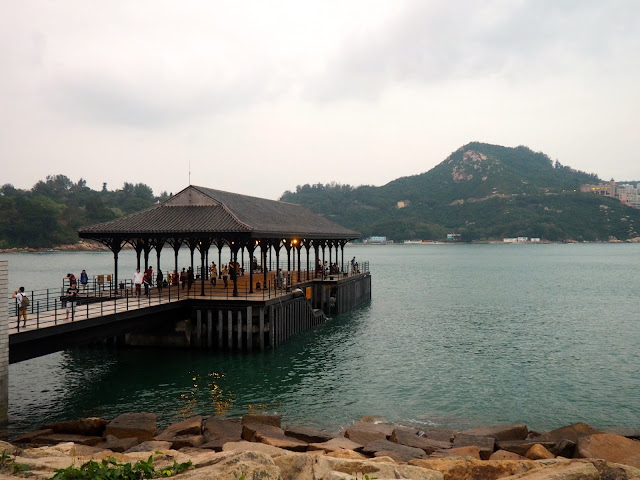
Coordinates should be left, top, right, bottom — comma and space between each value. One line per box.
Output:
0, 260, 8, 429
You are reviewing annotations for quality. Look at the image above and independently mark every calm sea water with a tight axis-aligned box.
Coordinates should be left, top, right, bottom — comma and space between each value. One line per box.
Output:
3, 244, 640, 436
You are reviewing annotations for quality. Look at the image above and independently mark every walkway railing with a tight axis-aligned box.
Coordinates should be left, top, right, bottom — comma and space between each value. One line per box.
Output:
7, 262, 369, 333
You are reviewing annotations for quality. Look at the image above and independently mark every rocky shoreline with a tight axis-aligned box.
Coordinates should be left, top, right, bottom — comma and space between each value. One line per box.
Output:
2, 414, 640, 479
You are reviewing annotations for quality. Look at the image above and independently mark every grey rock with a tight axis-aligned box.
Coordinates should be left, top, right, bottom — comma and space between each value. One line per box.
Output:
391, 427, 453, 454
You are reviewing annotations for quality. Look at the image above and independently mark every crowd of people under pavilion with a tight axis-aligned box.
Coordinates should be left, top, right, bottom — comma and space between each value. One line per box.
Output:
78, 186, 360, 297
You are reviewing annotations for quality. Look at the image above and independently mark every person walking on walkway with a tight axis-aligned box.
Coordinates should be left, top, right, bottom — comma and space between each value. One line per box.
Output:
133, 268, 144, 296
12, 287, 28, 328
65, 282, 78, 320
210, 262, 217, 286
80, 269, 89, 292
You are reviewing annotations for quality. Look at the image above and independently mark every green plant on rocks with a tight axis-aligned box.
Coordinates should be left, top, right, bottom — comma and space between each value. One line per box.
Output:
49, 456, 193, 480
0, 450, 31, 475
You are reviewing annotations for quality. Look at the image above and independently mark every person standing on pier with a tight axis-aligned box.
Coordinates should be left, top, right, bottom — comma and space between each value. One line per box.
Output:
222, 264, 229, 288
65, 282, 78, 320
12, 286, 28, 328
156, 269, 164, 292
133, 268, 144, 296
180, 268, 187, 290
80, 269, 88, 292
210, 262, 217, 286
187, 267, 194, 292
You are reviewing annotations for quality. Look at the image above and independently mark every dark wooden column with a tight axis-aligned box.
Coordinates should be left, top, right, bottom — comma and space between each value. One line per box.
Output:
296, 242, 302, 282
99, 236, 125, 295
143, 241, 152, 271
197, 239, 213, 296
130, 238, 145, 270
340, 240, 346, 273
314, 242, 320, 278
231, 242, 240, 297
304, 240, 311, 280
186, 238, 198, 272
247, 241, 256, 293
261, 240, 269, 287
167, 238, 183, 277
154, 237, 164, 273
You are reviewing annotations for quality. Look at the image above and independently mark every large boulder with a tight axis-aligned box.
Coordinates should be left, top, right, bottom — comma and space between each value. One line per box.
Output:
453, 433, 495, 460
31, 433, 103, 446
343, 422, 393, 446
391, 427, 453, 454
253, 429, 308, 452
576, 433, 640, 468
430, 446, 481, 460
490, 450, 527, 460
93, 435, 139, 453
497, 461, 600, 479
12, 429, 54, 444
104, 413, 157, 442
284, 425, 335, 444
201, 418, 243, 451
125, 440, 172, 453
169, 450, 281, 480
410, 458, 541, 479
43, 417, 108, 437
156, 416, 203, 439
313, 455, 443, 480
241, 414, 281, 428
525, 444, 555, 460
496, 439, 558, 457
203, 418, 242, 440
464, 424, 529, 442
242, 423, 285, 442
221, 440, 291, 457
421, 429, 456, 443
361, 439, 427, 462
308, 437, 364, 453
535, 423, 600, 444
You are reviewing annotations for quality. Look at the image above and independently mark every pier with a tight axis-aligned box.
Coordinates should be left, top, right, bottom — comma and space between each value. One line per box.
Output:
1, 185, 372, 423
7, 267, 371, 363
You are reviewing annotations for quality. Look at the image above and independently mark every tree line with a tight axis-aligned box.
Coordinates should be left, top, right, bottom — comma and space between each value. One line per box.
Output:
0, 175, 169, 248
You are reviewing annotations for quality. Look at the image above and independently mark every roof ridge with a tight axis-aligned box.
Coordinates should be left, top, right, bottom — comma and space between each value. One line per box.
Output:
191, 186, 254, 232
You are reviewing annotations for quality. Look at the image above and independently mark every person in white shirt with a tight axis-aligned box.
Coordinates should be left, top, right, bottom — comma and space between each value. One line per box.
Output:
12, 286, 27, 328
133, 268, 144, 296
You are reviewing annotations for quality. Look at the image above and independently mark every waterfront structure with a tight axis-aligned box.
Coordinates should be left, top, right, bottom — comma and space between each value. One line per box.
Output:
581, 180, 640, 209
78, 185, 360, 297
0, 261, 8, 425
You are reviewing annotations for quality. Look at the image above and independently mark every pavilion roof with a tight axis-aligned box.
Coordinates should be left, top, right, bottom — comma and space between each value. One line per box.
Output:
78, 185, 359, 241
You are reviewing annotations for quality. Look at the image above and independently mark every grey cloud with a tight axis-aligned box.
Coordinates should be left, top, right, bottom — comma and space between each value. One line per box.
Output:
46, 71, 273, 128
309, 0, 640, 101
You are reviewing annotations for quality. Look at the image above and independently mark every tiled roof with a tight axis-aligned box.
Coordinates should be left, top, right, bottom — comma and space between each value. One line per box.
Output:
78, 186, 359, 240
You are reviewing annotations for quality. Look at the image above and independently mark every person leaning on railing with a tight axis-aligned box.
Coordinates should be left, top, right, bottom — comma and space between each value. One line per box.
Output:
12, 287, 28, 328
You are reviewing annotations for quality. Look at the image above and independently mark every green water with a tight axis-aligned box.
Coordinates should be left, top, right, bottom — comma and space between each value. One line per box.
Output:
5, 244, 640, 435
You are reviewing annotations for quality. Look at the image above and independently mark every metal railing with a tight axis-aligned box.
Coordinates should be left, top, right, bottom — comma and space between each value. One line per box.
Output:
7, 262, 370, 332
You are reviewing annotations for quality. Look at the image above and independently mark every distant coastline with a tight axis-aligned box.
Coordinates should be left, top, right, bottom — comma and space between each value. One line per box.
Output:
3, 237, 640, 254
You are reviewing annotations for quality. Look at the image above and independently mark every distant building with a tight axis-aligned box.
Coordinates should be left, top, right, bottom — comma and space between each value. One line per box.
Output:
446, 233, 461, 241
581, 180, 640, 209
396, 201, 406, 209
365, 236, 388, 244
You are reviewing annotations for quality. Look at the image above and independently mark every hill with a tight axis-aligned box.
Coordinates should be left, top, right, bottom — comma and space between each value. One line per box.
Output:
280, 142, 640, 242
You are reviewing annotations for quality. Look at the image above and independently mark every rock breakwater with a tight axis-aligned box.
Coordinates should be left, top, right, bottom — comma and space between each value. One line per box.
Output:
3, 414, 640, 479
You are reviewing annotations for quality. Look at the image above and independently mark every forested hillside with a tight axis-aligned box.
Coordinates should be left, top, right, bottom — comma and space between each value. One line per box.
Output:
281, 143, 640, 242
0, 175, 169, 248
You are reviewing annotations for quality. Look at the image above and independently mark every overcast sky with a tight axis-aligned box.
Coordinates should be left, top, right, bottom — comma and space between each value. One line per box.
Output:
2, 1, 639, 199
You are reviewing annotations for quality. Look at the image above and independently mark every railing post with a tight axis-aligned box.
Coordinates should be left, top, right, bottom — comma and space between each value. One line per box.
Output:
31, 290, 34, 314
55, 299, 58, 325
47, 289, 49, 311
126, 289, 129, 310
37, 301, 40, 328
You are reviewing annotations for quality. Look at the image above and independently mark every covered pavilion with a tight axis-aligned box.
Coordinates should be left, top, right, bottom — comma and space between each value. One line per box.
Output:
78, 185, 360, 297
